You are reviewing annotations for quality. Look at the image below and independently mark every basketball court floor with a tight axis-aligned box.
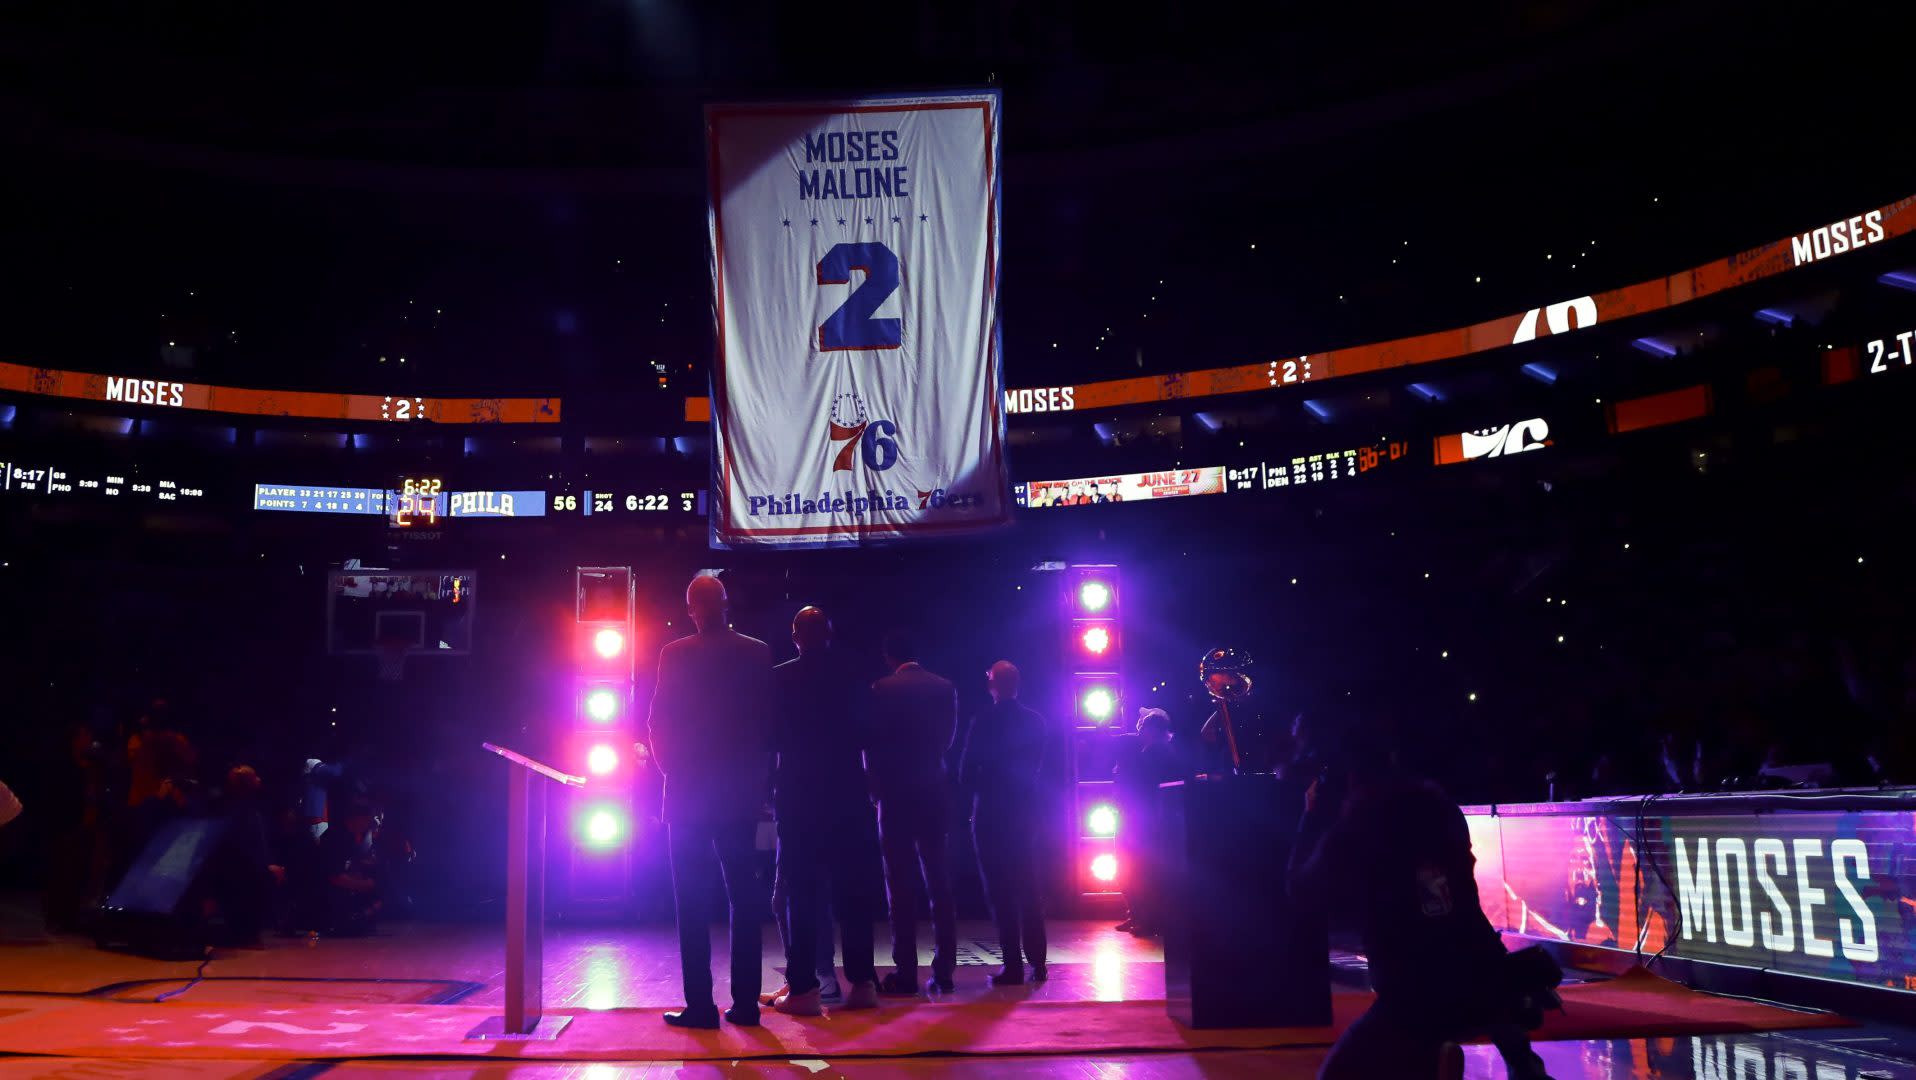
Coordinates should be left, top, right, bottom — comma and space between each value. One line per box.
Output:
3, 911, 1914, 1078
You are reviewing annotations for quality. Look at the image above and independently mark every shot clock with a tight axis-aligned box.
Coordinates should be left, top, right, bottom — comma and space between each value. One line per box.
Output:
390, 476, 445, 528
550, 489, 704, 516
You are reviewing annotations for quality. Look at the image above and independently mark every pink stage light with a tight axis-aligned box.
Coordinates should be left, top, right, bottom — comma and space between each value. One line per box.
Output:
1087, 804, 1119, 837
1078, 581, 1112, 613
593, 627, 626, 660
1080, 625, 1111, 655
1090, 853, 1119, 883
586, 744, 619, 776
583, 808, 624, 847
584, 687, 620, 723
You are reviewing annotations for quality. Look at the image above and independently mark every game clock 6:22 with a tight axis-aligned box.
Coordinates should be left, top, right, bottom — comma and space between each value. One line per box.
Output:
550, 489, 702, 516
390, 477, 444, 528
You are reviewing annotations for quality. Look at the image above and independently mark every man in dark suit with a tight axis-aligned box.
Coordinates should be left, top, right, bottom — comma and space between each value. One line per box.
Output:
647, 574, 773, 1029
766, 606, 883, 1015
867, 631, 960, 995
961, 660, 1050, 984
1294, 753, 1553, 1080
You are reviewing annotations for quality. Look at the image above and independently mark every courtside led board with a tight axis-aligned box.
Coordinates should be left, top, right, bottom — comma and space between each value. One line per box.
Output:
704, 91, 1008, 548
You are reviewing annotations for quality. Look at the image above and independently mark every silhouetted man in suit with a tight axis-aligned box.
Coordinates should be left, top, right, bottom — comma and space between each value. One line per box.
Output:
648, 574, 773, 1029
766, 606, 883, 1015
962, 660, 1050, 984
1294, 753, 1554, 1080
868, 632, 960, 995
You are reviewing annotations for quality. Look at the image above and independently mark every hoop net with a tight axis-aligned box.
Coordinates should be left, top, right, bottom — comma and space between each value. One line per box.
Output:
374, 638, 410, 683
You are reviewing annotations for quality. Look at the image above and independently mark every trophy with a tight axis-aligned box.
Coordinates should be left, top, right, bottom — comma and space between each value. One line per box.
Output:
1199, 647, 1253, 774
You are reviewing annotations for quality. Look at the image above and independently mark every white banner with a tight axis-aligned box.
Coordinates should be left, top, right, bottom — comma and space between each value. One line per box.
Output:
705, 91, 1007, 548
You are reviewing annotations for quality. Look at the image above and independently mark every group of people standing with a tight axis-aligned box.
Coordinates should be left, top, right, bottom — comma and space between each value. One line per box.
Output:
645, 574, 1054, 1029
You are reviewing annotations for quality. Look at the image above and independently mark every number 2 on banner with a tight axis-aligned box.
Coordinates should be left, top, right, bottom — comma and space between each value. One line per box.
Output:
818, 243, 902, 351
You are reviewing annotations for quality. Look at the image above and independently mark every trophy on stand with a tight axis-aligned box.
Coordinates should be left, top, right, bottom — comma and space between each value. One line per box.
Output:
1199, 647, 1253, 774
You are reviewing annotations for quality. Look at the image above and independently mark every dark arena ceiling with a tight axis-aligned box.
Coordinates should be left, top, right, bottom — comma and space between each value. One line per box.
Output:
0, 1, 1907, 400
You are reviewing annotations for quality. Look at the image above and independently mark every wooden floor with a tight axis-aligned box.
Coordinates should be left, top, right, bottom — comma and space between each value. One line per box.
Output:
1, 919, 1169, 1007
4, 912, 1916, 1078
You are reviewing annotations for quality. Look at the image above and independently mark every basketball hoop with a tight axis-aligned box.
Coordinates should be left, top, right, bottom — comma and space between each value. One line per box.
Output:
375, 638, 410, 683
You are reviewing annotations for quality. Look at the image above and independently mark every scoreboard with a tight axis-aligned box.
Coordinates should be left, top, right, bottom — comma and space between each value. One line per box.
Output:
3, 459, 207, 502
549, 489, 704, 516
1017, 439, 1413, 510
249, 482, 706, 521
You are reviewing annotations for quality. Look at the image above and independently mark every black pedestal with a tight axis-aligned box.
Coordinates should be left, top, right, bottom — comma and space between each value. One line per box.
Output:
1160, 773, 1330, 1029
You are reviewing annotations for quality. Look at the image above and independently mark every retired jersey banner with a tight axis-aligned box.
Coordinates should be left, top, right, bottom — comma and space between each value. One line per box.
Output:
704, 91, 1007, 548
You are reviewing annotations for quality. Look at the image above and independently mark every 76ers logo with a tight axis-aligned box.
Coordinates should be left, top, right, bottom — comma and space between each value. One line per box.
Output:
827, 393, 900, 472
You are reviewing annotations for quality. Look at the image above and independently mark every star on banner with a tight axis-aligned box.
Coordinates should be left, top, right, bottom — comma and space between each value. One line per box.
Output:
919, 214, 929, 222
809, 218, 818, 227
891, 216, 901, 224
864, 217, 873, 225
836, 218, 847, 226
781, 219, 791, 228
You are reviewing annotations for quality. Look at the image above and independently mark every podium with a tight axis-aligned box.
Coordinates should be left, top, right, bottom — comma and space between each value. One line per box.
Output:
1160, 773, 1330, 1029
466, 743, 585, 1041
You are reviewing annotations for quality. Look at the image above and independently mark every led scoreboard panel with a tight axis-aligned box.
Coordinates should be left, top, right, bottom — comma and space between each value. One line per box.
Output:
252, 484, 546, 517
1823, 326, 1916, 385
1226, 440, 1413, 490
390, 477, 444, 528
3, 459, 207, 502
0, 361, 561, 424
1016, 440, 1411, 509
251, 483, 705, 519
550, 489, 706, 516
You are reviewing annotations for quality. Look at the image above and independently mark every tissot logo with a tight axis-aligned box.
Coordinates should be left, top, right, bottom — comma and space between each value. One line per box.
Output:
1005, 386, 1076, 414
1790, 210, 1885, 266
104, 377, 185, 408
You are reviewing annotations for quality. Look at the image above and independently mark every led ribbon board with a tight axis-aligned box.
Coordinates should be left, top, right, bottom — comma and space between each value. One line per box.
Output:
685, 192, 1916, 417
1015, 467, 1225, 508
0, 363, 561, 424
1012, 194, 1916, 412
